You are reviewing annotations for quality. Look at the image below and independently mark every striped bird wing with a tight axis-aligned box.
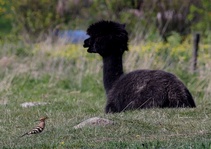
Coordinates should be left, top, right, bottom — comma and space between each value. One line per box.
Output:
28, 126, 43, 135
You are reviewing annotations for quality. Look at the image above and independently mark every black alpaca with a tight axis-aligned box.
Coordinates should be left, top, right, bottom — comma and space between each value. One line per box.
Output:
83, 20, 196, 113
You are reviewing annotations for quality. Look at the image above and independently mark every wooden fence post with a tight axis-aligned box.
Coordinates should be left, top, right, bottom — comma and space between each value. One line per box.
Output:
192, 33, 200, 72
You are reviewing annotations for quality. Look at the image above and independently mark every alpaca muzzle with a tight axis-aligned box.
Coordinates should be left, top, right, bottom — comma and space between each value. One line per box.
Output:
83, 38, 97, 53
83, 38, 90, 48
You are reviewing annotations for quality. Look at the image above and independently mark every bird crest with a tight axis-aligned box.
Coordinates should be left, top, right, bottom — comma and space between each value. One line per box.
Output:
38, 116, 48, 121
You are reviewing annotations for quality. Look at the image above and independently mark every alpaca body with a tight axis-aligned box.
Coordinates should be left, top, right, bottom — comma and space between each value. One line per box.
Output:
83, 20, 196, 113
106, 69, 195, 113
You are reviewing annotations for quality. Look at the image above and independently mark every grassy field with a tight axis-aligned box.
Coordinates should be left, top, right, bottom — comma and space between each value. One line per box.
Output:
0, 37, 211, 149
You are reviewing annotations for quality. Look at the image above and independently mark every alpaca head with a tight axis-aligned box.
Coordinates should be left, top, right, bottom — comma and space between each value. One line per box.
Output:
83, 20, 129, 57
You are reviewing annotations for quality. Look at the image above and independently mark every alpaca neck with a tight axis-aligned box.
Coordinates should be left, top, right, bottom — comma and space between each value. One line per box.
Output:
102, 54, 124, 94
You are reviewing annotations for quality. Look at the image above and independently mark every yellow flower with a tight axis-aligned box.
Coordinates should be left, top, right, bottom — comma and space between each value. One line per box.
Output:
136, 135, 141, 138
60, 141, 65, 145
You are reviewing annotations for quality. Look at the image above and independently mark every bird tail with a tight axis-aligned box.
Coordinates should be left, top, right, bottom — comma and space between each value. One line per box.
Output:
20, 133, 28, 138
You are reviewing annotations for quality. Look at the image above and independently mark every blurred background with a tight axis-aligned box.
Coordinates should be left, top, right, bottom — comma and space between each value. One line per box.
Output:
0, 1, 211, 148
0, 0, 210, 100
0, 0, 210, 42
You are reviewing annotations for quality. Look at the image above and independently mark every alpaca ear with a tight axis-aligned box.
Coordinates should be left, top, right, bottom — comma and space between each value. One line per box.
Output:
122, 24, 126, 29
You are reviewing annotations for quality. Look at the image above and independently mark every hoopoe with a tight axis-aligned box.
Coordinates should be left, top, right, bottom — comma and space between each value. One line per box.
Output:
20, 116, 48, 137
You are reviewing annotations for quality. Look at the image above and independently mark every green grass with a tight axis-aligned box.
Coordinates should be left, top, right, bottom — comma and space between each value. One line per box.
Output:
0, 40, 211, 148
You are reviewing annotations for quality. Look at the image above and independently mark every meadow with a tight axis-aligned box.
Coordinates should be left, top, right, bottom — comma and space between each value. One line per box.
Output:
1, 35, 211, 148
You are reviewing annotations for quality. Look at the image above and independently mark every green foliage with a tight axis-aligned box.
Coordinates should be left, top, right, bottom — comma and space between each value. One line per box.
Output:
0, 0, 149, 40
0, 0, 209, 42
188, 0, 211, 33
11, 0, 60, 41
0, 0, 12, 36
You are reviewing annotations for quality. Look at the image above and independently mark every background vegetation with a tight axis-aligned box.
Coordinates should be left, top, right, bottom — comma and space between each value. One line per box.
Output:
0, 0, 211, 148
